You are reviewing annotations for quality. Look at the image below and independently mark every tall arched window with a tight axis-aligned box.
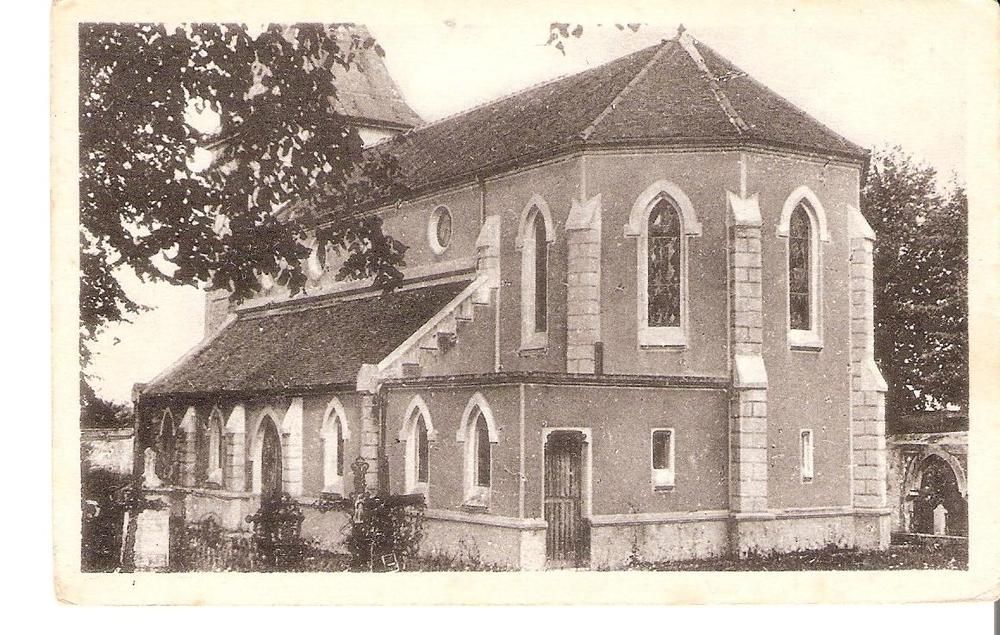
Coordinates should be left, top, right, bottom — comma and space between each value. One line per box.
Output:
533, 212, 548, 333
321, 399, 350, 496
628, 181, 700, 348
647, 198, 682, 328
778, 186, 828, 349
788, 204, 812, 331
518, 197, 553, 350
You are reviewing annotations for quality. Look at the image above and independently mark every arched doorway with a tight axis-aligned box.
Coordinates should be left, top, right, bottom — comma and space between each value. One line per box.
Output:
259, 416, 283, 501
910, 454, 967, 536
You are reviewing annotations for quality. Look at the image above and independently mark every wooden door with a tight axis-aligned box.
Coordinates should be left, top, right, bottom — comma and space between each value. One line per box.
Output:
260, 419, 283, 501
544, 431, 588, 565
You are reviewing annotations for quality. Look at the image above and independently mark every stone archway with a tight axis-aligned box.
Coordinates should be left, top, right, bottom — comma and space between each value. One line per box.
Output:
906, 452, 967, 536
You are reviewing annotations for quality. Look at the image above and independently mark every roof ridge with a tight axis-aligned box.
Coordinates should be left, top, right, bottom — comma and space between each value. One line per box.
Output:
368, 41, 664, 150
581, 38, 678, 141
678, 33, 751, 135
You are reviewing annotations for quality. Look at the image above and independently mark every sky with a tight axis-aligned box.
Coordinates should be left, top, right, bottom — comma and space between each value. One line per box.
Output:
86, 2, 972, 403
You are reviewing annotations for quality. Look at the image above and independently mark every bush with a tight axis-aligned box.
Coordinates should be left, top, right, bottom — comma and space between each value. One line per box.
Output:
81, 465, 130, 572
246, 494, 306, 571
344, 492, 425, 571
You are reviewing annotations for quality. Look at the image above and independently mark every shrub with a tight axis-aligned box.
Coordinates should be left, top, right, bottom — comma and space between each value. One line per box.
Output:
343, 492, 425, 571
81, 464, 130, 572
169, 517, 259, 572
246, 494, 306, 571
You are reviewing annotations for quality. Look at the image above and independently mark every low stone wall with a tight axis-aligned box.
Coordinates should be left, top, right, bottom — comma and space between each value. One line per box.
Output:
300, 505, 351, 554
590, 511, 729, 569
419, 509, 547, 570
174, 487, 257, 532
81, 428, 134, 474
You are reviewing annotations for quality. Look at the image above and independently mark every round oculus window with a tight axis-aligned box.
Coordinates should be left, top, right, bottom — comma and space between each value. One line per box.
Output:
429, 206, 453, 253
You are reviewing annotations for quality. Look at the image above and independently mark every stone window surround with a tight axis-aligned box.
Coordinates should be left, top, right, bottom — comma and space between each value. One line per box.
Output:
516, 194, 556, 352
650, 427, 676, 491
397, 394, 435, 498
777, 186, 830, 351
625, 180, 703, 349
800, 428, 815, 483
427, 204, 453, 255
457, 392, 500, 509
319, 397, 352, 496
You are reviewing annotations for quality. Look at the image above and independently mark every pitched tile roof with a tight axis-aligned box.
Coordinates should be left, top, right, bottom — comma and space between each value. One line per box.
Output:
372, 33, 866, 194
144, 281, 469, 397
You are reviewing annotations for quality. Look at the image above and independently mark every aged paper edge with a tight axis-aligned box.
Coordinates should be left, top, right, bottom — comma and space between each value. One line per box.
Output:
51, 0, 1000, 605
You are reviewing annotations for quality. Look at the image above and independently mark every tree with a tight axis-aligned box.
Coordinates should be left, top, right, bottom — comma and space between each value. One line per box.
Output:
79, 23, 408, 379
862, 147, 968, 419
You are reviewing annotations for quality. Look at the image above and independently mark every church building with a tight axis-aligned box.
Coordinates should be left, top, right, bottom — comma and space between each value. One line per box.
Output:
136, 29, 890, 570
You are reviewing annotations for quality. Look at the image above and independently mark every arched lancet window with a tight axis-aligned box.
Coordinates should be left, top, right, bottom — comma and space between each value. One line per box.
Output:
788, 203, 812, 331
474, 411, 491, 487
321, 399, 350, 496
628, 181, 700, 348
647, 198, 682, 328
205, 407, 225, 486
154, 409, 176, 483
459, 393, 499, 508
399, 396, 434, 496
532, 212, 548, 333
778, 186, 827, 349
518, 197, 553, 350
253, 414, 283, 500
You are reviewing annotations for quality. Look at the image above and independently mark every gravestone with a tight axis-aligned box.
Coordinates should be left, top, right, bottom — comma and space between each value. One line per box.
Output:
133, 448, 171, 571
932, 503, 948, 536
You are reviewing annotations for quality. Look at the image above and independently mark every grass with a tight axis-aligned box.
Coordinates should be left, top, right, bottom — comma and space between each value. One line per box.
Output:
630, 540, 967, 571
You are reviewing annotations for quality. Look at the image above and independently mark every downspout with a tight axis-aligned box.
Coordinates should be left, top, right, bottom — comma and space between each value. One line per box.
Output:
376, 382, 389, 495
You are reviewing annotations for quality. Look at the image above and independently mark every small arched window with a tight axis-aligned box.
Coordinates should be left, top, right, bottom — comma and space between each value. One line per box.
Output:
154, 409, 176, 483
788, 204, 812, 331
321, 400, 350, 496
475, 411, 491, 488
532, 212, 548, 333
205, 407, 225, 486
459, 394, 498, 508
400, 396, 434, 496
647, 198, 682, 328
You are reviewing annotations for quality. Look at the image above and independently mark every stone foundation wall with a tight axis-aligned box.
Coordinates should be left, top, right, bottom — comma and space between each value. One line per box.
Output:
418, 510, 547, 570
732, 511, 855, 558
590, 513, 729, 569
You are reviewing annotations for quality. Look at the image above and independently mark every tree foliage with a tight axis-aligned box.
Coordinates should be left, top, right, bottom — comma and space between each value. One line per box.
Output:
862, 147, 968, 417
79, 23, 408, 372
